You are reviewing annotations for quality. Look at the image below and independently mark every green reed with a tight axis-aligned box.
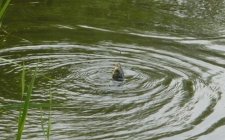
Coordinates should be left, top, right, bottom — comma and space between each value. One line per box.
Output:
17, 62, 26, 130
21, 62, 25, 99
17, 65, 52, 140
17, 65, 37, 140
47, 90, 52, 140
0, 0, 11, 27
0, 57, 52, 139
41, 87, 52, 140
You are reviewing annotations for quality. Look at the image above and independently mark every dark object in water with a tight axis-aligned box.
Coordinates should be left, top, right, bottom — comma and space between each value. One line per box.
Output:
112, 63, 124, 81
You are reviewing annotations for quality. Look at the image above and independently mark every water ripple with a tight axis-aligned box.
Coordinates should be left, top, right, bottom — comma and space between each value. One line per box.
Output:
0, 40, 224, 139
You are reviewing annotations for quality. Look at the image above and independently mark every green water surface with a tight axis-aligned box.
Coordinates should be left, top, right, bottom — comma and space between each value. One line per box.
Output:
1, 0, 225, 139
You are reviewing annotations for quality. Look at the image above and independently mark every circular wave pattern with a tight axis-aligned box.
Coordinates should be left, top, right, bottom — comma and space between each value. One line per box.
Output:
0, 41, 225, 139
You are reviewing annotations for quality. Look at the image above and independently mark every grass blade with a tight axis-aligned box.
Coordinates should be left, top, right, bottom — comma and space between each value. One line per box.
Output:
16, 69, 37, 140
0, 0, 11, 26
47, 90, 52, 140
40, 107, 47, 138
18, 62, 26, 128
21, 62, 25, 99
0, 0, 11, 18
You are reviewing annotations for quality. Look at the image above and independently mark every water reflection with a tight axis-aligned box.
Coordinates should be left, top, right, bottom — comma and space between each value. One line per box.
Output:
2, 0, 225, 45
1, 0, 225, 139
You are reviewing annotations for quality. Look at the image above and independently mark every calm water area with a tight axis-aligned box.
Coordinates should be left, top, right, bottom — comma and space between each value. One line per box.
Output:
1, 0, 225, 139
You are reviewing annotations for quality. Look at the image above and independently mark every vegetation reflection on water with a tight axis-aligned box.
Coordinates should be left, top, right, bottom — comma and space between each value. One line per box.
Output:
1, 0, 225, 139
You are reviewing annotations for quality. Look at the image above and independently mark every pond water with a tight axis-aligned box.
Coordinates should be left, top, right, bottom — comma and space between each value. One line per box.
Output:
1, 0, 225, 139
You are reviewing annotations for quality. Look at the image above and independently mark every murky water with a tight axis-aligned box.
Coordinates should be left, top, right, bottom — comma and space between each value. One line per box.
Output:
1, 0, 225, 139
